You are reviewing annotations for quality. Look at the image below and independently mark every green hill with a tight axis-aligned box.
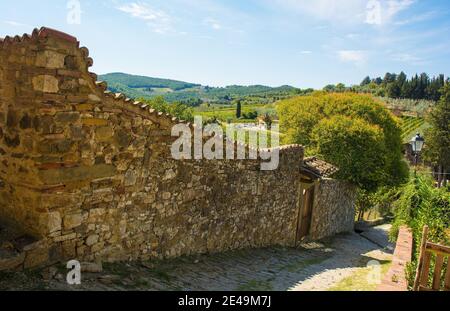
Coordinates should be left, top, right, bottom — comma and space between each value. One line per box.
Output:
99, 72, 303, 105
100, 73, 200, 91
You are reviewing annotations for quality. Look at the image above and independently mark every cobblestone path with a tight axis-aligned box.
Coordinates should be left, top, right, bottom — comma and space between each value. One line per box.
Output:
0, 226, 393, 291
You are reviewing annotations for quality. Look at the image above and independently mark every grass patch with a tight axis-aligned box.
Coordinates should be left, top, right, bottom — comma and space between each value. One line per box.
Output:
328, 260, 391, 291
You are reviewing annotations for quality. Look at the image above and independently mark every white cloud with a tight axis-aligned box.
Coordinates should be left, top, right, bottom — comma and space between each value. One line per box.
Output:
117, 2, 173, 34
4, 20, 30, 27
346, 33, 360, 39
271, 0, 415, 25
272, 0, 366, 23
338, 50, 368, 65
204, 18, 222, 30
202, 17, 245, 34
387, 0, 415, 18
390, 53, 424, 65
300, 50, 312, 54
365, 0, 416, 25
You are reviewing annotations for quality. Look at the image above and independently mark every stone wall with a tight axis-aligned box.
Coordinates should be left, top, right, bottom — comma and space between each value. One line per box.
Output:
0, 28, 358, 268
309, 179, 357, 240
0, 28, 305, 265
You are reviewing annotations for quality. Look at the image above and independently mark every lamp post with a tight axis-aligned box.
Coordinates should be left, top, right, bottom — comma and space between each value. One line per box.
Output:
410, 133, 425, 176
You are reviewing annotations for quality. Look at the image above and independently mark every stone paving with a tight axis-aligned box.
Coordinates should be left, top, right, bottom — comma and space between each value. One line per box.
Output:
0, 226, 393, 291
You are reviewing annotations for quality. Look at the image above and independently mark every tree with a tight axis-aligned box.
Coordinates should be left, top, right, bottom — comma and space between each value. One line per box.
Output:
336, 83, 346, 92
386, 82, 401, 98
236, 100, 242, 119
423, 83, 450, 187
361, 76, 371, 86
373, 77, 383, 85
397, 72, 407, 87
242, 110, 258, 120
323, 84, 336, 92
383, 73, 397, 85
352, 72, 446, 101
262, 113, 273, 127
311, 116, 388, 190
277, 92, 408, 191
426, 74, 445, 101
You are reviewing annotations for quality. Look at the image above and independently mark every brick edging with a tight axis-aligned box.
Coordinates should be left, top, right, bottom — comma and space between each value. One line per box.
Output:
378, 226, 413, 291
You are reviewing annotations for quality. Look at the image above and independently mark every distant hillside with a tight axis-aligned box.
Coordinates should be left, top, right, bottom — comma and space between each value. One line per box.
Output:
100, 73, 200, 91
99, 72, 303, 104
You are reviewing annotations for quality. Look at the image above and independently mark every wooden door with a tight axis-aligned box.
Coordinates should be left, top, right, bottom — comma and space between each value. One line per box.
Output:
297, 185, 315, 241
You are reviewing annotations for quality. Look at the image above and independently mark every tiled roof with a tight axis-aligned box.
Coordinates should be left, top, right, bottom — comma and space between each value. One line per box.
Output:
302, 157, 339, 179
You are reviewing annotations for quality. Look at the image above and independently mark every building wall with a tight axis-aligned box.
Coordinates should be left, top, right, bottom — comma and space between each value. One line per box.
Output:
309, 179, 357, 240
0, 28, 305, 264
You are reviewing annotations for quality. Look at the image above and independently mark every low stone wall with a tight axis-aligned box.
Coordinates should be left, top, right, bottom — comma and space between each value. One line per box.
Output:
309, 179, 357, 240
378, 226, 413, 291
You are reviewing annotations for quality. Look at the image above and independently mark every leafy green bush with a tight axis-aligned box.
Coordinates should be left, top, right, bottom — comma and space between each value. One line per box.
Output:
391, 176, 449, 244
390, 176, 450, 286
278, 92, 409, 191
311, 115, 387, 190
356, 186, 401, 221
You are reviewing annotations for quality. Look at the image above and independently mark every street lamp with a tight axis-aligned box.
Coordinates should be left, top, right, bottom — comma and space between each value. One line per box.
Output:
410, 133, 425, 174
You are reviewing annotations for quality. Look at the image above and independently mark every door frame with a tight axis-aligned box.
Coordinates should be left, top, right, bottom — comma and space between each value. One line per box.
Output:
295, 180, 317, 245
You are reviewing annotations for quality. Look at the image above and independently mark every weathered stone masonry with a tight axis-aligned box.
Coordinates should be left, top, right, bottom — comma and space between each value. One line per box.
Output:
0, 28, 356, 269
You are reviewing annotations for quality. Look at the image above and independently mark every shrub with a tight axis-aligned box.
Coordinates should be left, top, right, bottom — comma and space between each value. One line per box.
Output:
390, 176, 450, 286
278, 92, 409, 191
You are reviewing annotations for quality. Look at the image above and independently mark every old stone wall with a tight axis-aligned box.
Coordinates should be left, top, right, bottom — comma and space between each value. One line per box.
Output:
0, 28, 304, 266
309, 179, 357, 240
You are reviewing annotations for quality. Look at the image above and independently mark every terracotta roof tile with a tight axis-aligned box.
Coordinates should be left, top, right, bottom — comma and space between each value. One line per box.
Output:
302, 156, 339, 178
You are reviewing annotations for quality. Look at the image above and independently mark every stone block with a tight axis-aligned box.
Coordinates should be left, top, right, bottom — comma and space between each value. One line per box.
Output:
24, 247, 49, 269
0, 252, 25, 272
35, 50, 65, 69
82, 118, 109, 126
75, 103, 94, 111
48, 211, 62, 233
91, 242, 105, 253
62, 240, 77, 258
88, 94, 101, 102
55, 112, 80, 124
81, 262, 103, 273
32, 75, 59, 93
95, 126, 114, 142
86, 234, 99, 246
38, 164, 116, 184
64, 213, 83, 230
54, 233, 77, 243
124, 170, 137, 186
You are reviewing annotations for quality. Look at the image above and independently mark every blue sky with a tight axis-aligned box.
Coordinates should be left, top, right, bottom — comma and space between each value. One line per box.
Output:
1, 0, 449, 88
